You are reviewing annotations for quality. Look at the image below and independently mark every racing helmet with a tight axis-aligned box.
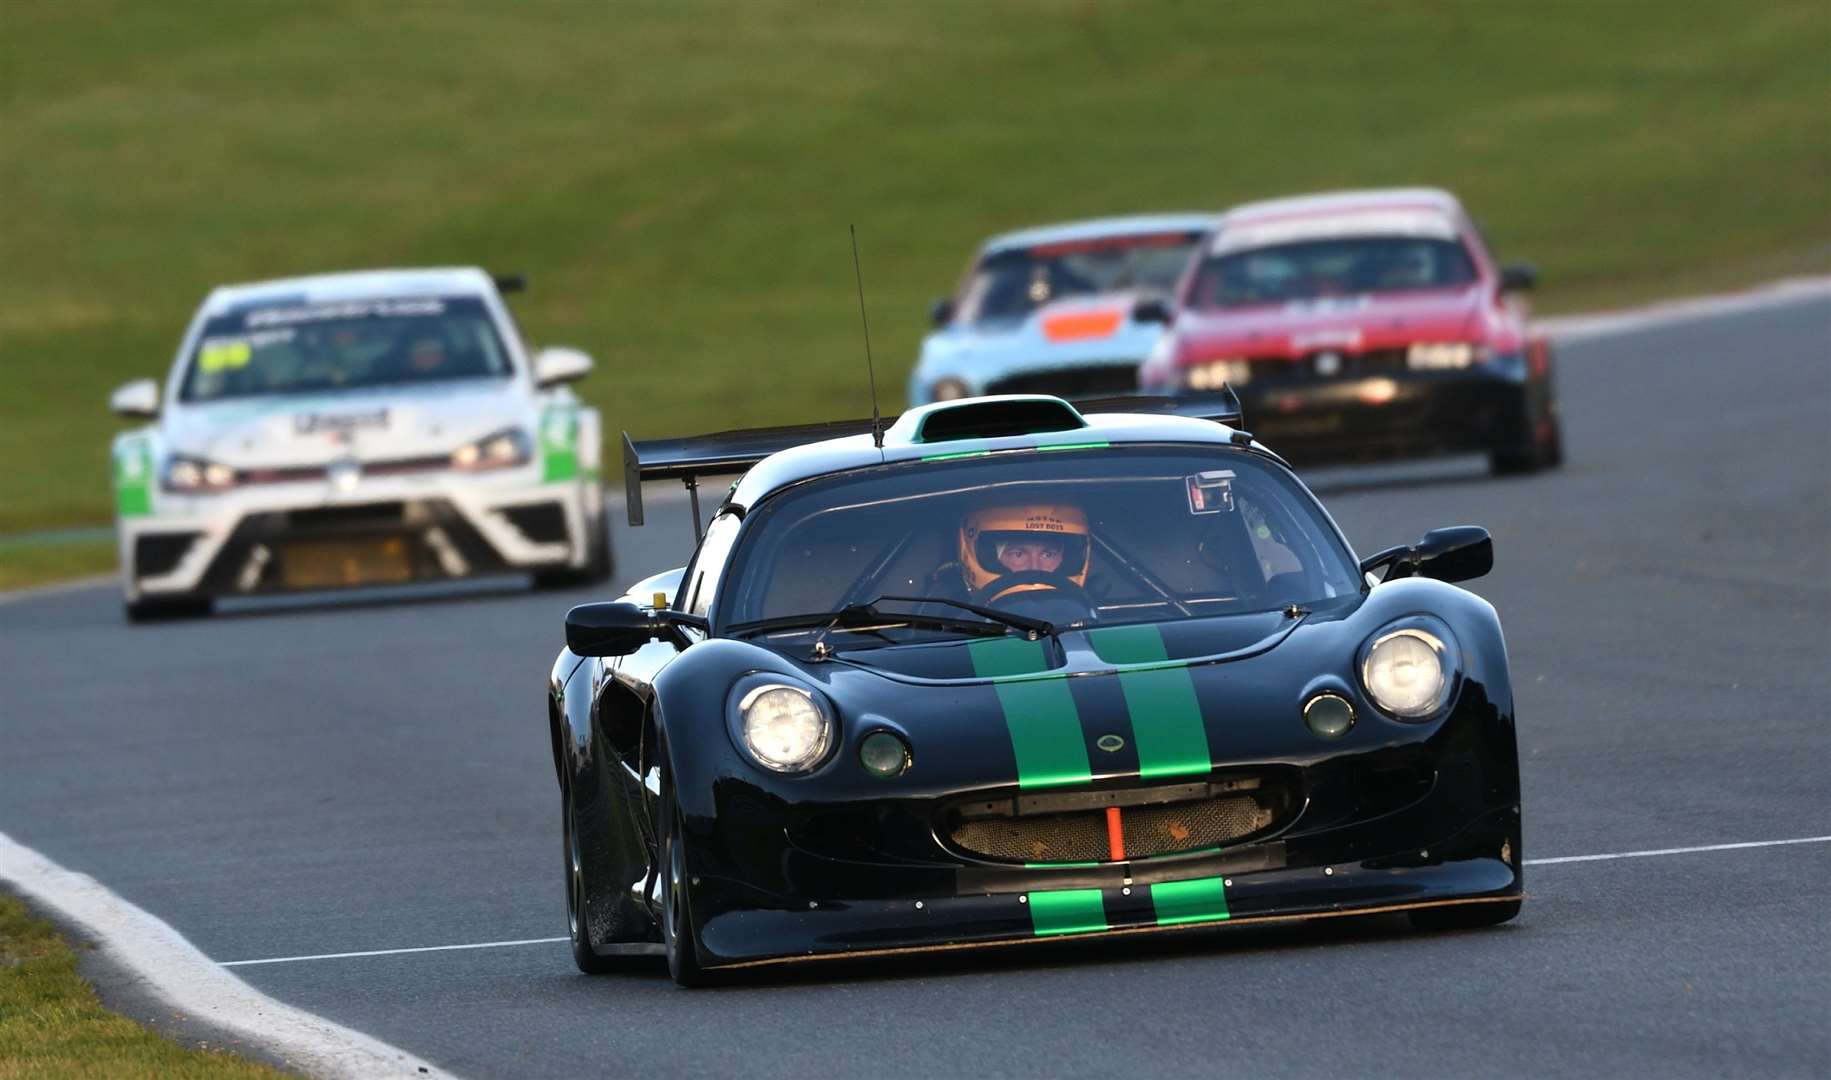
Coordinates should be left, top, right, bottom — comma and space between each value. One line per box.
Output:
958, 502, 1091, 599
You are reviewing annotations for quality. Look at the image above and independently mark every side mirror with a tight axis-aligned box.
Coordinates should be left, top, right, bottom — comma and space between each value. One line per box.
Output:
928, 296, 956, 327
1132, 297, 1173, 325
1360, 526, 1493, 584
494, 272, 528, 294
565, 601, 707, 657
534, 346, 594, 388
110, 378, 159, 419
1498, 263, 1538, 292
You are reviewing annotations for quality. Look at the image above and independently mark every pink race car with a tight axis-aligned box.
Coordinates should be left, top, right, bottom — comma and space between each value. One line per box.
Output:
1138, 189, 1562, 474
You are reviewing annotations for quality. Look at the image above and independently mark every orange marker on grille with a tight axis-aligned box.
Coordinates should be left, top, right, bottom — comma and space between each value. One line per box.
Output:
1105, 806, 1126, 862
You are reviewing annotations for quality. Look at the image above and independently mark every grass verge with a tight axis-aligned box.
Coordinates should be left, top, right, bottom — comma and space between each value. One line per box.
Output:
3, 0, 1827, 532
0, 892, 292, 1079
0, 539, 116, 594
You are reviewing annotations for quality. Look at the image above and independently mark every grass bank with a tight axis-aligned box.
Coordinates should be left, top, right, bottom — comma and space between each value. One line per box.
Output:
0, 538, 115, 593
0, 892, 291, 1078
3, 0, 1826, 532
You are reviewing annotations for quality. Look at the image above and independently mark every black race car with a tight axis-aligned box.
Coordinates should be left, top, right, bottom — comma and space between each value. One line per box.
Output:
548, 392, 1522, 985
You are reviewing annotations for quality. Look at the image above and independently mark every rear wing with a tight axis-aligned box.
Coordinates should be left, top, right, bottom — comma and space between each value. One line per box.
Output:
1066, 388, 1243, 429
621, 418, 877, 528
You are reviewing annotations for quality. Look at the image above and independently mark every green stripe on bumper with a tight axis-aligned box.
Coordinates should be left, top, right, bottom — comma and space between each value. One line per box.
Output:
969, 638, 1091, 790
1149, 876, 1229, 925
1029, 889, 1108, 936
1088, 625, 1211, 779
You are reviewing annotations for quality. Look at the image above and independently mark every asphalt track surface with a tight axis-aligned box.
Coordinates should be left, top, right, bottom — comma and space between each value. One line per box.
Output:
3, 298, 1828, 1079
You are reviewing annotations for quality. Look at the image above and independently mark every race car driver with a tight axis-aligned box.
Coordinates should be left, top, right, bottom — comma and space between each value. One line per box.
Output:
956, 501, 1098, 624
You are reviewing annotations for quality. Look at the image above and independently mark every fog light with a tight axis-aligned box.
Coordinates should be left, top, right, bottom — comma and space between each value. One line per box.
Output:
1304, 694, 1355, 738
859, 730, 911, 777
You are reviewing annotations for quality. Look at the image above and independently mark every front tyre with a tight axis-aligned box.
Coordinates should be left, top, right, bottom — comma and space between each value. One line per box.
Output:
1408, 898, 1522, 931
564, 787, 618, 974
659, 788, 712, 988
123, 594, 213, 623
533, 509, 613, 590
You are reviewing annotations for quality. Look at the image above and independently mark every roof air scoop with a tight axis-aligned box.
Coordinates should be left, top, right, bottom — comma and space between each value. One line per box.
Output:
912, 395, 1088, 444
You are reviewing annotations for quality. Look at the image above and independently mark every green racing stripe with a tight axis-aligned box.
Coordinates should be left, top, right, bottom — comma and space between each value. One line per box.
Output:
1149, 876, 1230, 925
1027, 876, 1230, 936
1087, 625, 1211, 779
968, 638, 1091, 789
1028, 889, 1108, 936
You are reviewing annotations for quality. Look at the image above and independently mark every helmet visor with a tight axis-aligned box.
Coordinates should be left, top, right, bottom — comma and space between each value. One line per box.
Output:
975, 531, 1087, 578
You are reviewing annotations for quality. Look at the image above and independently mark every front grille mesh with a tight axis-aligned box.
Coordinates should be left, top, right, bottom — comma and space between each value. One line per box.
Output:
948, 792, 1276, 864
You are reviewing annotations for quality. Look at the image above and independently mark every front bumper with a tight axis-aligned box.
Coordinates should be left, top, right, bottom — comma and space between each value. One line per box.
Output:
681, 702, 1522, 969
117, 467, 594, 600
1223, 366, 1535, 465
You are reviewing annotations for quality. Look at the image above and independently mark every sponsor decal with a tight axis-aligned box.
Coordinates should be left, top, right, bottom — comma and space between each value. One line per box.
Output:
540, 407, 579, 482
1041, 308, 1125, 343
244, 298, 445, 328
1291, 325, 1364, 351
294, 409, 389, 436
1095, 733, 1126, 754
113, 439, 153, 517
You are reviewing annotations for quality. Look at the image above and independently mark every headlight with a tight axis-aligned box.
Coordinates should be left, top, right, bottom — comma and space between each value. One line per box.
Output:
161, 454, 237, 493
930, 377, 969, 402
451, 427, 531, 471
732, 680, 834, 773
1406, 342, 1484, 370
1360, 619, 1457, 719
1184, 358, 1250, 390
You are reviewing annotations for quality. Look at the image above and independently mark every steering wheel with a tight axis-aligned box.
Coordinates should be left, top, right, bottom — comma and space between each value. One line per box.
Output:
973, 571, 1099, 625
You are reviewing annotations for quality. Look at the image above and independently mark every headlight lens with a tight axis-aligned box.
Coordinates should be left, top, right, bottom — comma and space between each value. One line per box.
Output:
162, 454, 237, 493
1184, 358, 1250, 390
1406, 342, 1484, 370
1360, 622, 1456, 718
451, 427, 531, 471
735, 682, 833, 773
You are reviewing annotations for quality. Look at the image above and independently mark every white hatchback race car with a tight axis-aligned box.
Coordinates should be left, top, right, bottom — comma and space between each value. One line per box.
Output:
107, 267, 611, 620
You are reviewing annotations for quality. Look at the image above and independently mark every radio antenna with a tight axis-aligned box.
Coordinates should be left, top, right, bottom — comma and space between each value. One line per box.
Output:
849, 225, 885, 448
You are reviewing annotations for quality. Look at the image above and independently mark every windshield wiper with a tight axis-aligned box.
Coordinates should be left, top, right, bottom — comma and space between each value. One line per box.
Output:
863, 595, 1055, 639
727, 604, 1015, 645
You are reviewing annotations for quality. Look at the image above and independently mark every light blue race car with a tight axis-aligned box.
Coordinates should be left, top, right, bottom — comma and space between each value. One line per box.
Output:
908, 214, 1217, 406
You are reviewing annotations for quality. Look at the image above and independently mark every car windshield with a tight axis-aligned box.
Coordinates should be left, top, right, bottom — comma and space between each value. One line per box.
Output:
956, 232, 1203, 325
717, 446, 1360, 641
178, 295, 513, 402
1188, 236, 1477, 309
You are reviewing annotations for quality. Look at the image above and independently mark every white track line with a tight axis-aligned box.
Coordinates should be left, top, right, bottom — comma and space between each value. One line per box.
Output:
1525, 834, 1831, 866
1534, 274, 1831, 342
206, 834, 1831, 969
221, 936, 568, 968
0, 830, 455, 1079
